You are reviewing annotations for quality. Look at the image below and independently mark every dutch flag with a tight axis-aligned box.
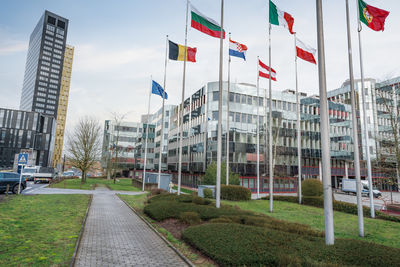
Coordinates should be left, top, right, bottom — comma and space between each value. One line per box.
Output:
229, 38, 247, 60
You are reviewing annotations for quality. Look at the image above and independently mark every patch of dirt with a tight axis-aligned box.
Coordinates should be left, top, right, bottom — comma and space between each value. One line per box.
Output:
158, 218, 188, 239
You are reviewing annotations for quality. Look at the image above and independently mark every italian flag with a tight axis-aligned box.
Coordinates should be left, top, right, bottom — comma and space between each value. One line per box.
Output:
296, 38, 316, 64
191, 5, 225, 39
269, 0, 294, 34
358, 0, 389, 32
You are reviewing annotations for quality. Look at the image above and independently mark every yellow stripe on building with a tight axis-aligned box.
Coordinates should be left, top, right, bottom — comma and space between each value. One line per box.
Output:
52, 45, 74, 168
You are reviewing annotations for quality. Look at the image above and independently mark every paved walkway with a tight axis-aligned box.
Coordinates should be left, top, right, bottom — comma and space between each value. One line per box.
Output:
75, 187, 188, 267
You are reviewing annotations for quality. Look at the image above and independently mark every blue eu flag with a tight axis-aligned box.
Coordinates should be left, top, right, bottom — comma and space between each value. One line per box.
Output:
152, 80, 168, 100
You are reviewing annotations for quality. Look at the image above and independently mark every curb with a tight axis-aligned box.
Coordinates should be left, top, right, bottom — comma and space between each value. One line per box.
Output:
69, 194, 93, 267
118, 195, 194, 267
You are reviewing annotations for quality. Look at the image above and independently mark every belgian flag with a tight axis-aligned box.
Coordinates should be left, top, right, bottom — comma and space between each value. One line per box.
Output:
169, 40, 197, 62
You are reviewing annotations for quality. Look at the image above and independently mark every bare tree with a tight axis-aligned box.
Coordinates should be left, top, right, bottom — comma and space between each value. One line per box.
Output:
110, 112, 128, 184
66, 116, 101, 184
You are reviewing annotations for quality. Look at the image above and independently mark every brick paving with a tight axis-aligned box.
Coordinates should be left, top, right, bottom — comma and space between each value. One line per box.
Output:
75, 187, 188, 267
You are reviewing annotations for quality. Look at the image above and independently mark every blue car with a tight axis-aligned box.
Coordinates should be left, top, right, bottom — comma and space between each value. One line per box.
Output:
0, 172, 27, 194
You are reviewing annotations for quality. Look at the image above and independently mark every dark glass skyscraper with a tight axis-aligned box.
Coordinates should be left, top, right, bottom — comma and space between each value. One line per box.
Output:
20, 10, 69, 117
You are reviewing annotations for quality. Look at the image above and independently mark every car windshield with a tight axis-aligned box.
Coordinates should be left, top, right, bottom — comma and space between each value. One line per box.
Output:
23, 169, 36, 173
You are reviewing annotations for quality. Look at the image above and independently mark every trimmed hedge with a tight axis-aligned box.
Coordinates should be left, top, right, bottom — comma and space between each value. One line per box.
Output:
182, 223, 400, 267
302, 179, 323, 196
262, 195, 299, 203
203, 188, 213, 199
150, 188, 167, 196
221, 185, 251, 201
179, 211, 201, 225
387, 204, 400, 213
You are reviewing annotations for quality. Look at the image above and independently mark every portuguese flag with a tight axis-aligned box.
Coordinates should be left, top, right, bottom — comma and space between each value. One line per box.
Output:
191, 5, 225, 39
358, 0, 389, 31
168, 40, 197, 62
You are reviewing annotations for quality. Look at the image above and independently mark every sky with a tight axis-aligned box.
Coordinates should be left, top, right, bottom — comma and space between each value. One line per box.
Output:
0, 0, 399, 132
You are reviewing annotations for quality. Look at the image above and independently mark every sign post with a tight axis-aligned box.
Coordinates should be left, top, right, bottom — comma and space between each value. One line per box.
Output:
18, 153, 28, 195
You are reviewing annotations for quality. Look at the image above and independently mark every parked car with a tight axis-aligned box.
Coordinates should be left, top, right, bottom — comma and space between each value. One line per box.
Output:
0, 172, 26, 194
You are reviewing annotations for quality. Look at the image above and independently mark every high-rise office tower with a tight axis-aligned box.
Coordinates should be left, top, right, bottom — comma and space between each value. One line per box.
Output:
20, 10, 69, 117
52, 45, 74, 168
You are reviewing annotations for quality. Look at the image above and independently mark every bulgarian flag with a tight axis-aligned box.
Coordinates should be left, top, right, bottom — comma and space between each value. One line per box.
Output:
191, 5, 225, 39
259, 59, 276, 81
296, 38, 316, 64
269, 0, 294, 34
358, 0, 389, 32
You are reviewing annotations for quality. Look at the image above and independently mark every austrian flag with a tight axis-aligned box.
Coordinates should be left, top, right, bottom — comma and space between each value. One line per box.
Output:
259, 60, 276, 81
296, 38, 317, 64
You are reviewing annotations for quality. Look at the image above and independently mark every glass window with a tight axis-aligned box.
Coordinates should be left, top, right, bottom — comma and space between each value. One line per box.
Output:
229, 111, 234, 121
247, 96, 252, 105
247, 114, 252, 123
259, 97, 263, 106
229, 92, 234, 102
212, 91, 219, 101
235, 113, 241, 122
241, 94, 246, 103
242, 113, 247, 123
212, 111, 218, 120
235, 93, 241, 103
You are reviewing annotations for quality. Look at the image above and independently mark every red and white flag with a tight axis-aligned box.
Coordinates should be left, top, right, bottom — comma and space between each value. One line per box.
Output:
258, 59, 276, 81
296, 38, 316, 64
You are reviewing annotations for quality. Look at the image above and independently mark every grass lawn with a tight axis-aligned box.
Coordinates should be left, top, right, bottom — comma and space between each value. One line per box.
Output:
50, 178, 140, 191
118, 193, 147, 211
224, 199, 400, 249
0, 194, 89, 266
172, 186, 195, 194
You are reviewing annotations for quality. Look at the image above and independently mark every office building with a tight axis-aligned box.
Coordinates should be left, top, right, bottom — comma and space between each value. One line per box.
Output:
0, 108, 55, 169
20, 10, 69, 117
52, 45, 74, 168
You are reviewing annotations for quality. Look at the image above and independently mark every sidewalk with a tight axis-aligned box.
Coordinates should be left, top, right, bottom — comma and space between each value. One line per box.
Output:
75, 187, 188, 266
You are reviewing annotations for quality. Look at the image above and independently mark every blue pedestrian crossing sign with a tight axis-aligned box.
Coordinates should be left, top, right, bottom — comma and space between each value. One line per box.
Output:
18, 153, 29, 165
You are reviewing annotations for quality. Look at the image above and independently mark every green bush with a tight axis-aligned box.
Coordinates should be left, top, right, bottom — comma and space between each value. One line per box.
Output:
192, 196, 211, 205
150, 188, 167, 196
209, 217, 233, 223
387, 204, 400, 213
179, 211, 201, 225
203, 188, 213, 199
262, 195, 299, 203
202, 161, 240, 185
302, 196, 324, 207
221, 185, 251, 201
182, 223, 400, 267
302, 179, 323, 197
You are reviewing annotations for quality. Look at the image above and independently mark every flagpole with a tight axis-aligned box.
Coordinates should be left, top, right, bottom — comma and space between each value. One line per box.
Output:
316, 0, 334, 245
256, 56, 260, 199
294, 33, 302, 204
157, 35, 169, 189
345, 0, 364, 237
177, 0, 189, 195
216, 0, 224, 208
268, 23, 274, 213
356, 1, 375, 218
143, 75, 152, 192
226, 32, 231, 185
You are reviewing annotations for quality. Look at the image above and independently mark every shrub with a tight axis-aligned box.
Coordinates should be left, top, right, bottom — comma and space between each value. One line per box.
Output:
179, 211, 201, 225
221, 185, 251, 201
302, 179, 323, 197
302, 196, 324, 207
202, 161, 240, 185
387, 204, 400, 213
150, 188, 167, 196
192, 196, 211, 205
203, 188, 213, 199
182, 223, 400, 267
262, 195, 299, 203
209, 217, 233, 223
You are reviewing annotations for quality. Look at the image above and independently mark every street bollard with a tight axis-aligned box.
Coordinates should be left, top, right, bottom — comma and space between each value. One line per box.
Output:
6, 184, 9, 197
